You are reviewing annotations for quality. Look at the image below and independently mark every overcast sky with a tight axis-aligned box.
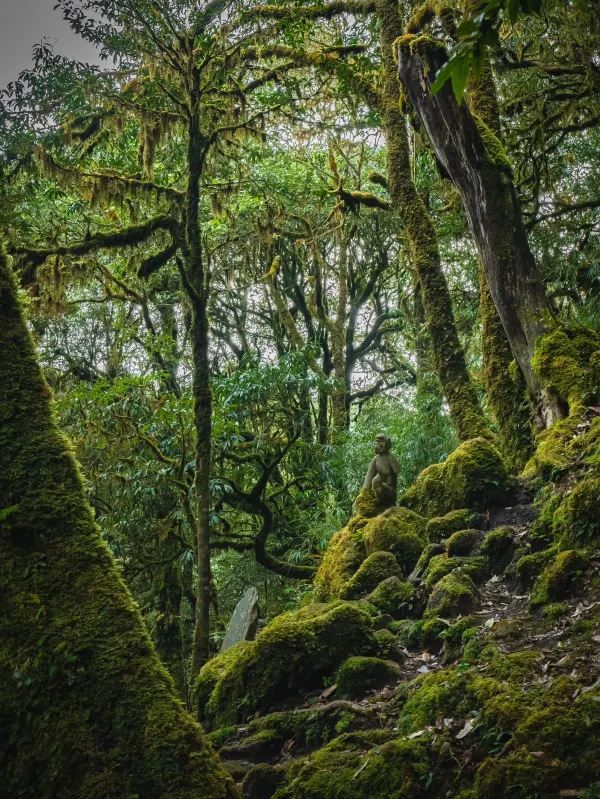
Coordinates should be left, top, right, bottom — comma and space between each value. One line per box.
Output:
0, 0, 101, 90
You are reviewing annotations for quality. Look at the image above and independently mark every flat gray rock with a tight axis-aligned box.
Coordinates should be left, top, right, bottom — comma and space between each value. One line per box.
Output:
220, 586, 259, 653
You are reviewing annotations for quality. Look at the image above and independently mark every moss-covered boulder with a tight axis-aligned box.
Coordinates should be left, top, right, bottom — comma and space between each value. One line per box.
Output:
340, 551, 402, 600
401, 438, 511, 519
447, 529, 482, 557
314, 524, 367, 601
362, 507, 426, 574
553, 476, 600, 544
480, 526, 515, 574
426, 508, 482, 543
336, 656, 401, 698
242, 764, 285, 799
512, 547, 556, 586
425, 571, 478, 618
273, 733, 433, 799
423, 554, 488, 590
366, 576, 416, 618
374, 628, 405, 662
530, 550, 589, 607
196, 602, 377, 728
354, 486, 390, 518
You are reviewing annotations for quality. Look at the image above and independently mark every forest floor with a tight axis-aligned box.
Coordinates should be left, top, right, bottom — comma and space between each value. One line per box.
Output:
211, 492, 600, 797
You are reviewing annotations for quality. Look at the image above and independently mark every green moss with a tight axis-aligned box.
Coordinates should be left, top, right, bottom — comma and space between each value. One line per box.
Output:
362, 507, 426, 574
0, 245, 236, 798
447, 528, 481, 557
314, 524, 366, 601
425, 571, 478, 618
530, 549, 589, 607
512, 546, 556, 586
242, 763, 285, 799
479, 526, 515, 574
553, 476, 600, 544
374, 628, 404, 662
273, 734, 433, 799
367, 576, 416, 618
354, 486, 388, 518
336, 656, 400, 698
472, 113, 512, 170
426, 508, 481, 543
402, 438, 511, 519
198, 602, 377, 728
340, 551, 401, 600
532, 327, 600, 412
423, 554, 488, 590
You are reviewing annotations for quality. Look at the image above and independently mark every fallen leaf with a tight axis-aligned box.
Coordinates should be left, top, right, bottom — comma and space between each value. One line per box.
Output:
456, 719, 476, 740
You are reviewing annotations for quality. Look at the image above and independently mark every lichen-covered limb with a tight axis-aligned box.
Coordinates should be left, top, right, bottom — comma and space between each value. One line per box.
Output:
0, 244, 237, 798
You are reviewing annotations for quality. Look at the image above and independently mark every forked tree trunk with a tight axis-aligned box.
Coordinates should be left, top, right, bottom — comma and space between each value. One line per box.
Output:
0, 244, 237, 799
397, 38, 559, 421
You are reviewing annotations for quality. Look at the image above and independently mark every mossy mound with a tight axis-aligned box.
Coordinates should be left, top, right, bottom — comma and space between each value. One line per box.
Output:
480, 526, 515, 574
512, 547, 557, 586
401, 438, 511, 519
447, 529, 482, 557
423, 554, 488, 590
313, 524, 367, 601
553, 476, 600, 544
530, 550, 589, 607
340, 551, 401, 600
354, 486, 390, 518
374, 628, 405, 662
196, 602, 377, 728
242, 763, 285, 799
425, 571, 478, 618
272, 734, 434, 799
336, 656, 401, 698
362, 507, 426, 574
366, 575, 416, 618
426, 508, 481, 543
532, 327, 600, 413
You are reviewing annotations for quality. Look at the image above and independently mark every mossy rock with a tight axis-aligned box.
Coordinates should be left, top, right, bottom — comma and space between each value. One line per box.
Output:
553, 476, 600, 544
407, 616, 449, 651
313, 524, 367, 601
530, 550, 589, 607
366, 576, 416, 619
374, 628, 404, 662
242, 763, 286, 799
336, 656, 401, 698
425, 571, 478, 618
401, 438, 511, 519
512, 547, 556, 586
362, 507, 426, 574
480, 526, 515, 574
447, 528, 482, 557
196, 602, 377, 728
273, 733, 433, 799
426, 508, 481, 543
340, 551, 402, 600
410, 542, 446, 581
531, 327, 600, 413
354, 486, 390, 518
423, 554, 488, 590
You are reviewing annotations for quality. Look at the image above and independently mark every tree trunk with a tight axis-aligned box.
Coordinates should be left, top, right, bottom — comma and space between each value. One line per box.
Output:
186, 104, 212, 682
397, 37, 559, 421
0, 244, 237, 799
468, 59, 534, 468
154, 533, 187, 700
376, 0, 488, 442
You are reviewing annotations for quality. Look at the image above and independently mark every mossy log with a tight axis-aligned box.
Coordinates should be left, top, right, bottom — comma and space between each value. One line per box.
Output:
0, 245, 237, 799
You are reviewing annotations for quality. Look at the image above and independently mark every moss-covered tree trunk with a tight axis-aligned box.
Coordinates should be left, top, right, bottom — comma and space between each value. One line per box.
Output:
468, 60, 534, 468
376, 0, 488, 442
397, 38, 560, 423
0, 244, 237, 798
